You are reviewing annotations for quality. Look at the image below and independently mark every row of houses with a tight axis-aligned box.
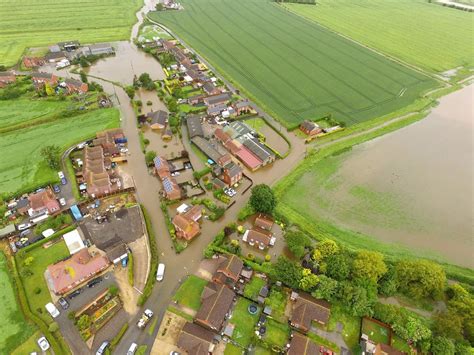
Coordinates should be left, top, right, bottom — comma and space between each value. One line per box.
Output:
0, 71, 88, 94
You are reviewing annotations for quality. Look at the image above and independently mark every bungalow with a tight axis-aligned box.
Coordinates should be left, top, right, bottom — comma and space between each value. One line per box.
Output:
235, 147, 262, 171
222, 162, 243, 186
46, 248, 109, 295
212, 254, 244, 287
242, 228, 275, 250
64, 78, 88, 94
254, 213, 274, 231
290, 292, 331, 333
177, 322, 216, 355
203, 92, 232, 107
31, 72, 58, 87
195, 281, 235, 332
234, 100, 252, 115
300, 120, 322, 136
241, 138, 275, 166
27, 188, 60, 217
202, 81, 220, 95
173, 214, 200, 240
0, 71, 16, 88
186, 115, 204, 138
22, 57, 45, 68
146, 110, 168, 130
288, 332, 320, 355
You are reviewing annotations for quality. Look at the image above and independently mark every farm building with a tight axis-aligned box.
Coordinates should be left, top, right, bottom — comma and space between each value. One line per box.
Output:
0, 71, 16, 88
186, 115, 204, 138
300, 120, 322, 136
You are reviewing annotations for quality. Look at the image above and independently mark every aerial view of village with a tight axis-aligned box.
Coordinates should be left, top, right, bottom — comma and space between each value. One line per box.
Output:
0, 0, 472, 354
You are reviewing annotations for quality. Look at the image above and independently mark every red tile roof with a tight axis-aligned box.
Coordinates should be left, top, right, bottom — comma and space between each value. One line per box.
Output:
235, 147, 262, 170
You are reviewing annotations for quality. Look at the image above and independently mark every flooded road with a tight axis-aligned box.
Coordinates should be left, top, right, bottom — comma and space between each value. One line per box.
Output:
309, 85, 473, 267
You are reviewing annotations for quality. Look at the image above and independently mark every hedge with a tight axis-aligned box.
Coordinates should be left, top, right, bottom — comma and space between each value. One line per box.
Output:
193, 166, 211, 179
128, 252, 134, 287
109, 322, 129, 350
137, 204, 159, 306
20, 225, 75, 254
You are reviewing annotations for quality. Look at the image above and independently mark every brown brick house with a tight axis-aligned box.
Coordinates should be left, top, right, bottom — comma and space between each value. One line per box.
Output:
177, 322, 215, 355
195, 282, 235, 332
290, 292, 331, 333
212, 254, 243, 287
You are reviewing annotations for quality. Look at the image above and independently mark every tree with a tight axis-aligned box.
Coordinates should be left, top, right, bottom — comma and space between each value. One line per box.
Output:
109, 285, 119, 297
395, 259, 446, 299
352, 250, 387, 283
312, 275, 338, 302
44, 82, 54, 96
431, 336, 455, 355
145, 151, 157, 166
312, 239, 339, 262
270, 256, 302, 289
299, 268, 319, 291
40, 145, 61, 170
432, 311, 464, 340
285, 230, 312, 259
337, 280, 376, 317
77, 314, 91, 330
79, 71, 88, 83
404, 317, 432, 344
324, 253, 352, 281
23, 256, 34, 266
249, 184, 277, 215
378, 264, 398, 296
139, 73, 155, 90
125, 86, 135, 99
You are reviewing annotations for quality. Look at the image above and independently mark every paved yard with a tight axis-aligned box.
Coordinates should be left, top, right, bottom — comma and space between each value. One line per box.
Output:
151, 311, 188, 354
128, 235, 149, 291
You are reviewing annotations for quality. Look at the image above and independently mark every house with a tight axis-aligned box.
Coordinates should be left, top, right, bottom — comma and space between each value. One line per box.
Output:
45, 51, 67, 63
241, 138, 275, 166
46, 248, 109, 295
202, 81, 220, 95
187, 115, 204, 138
177, 322, 215, 355
22, 57, 45, 68
234, 100, 252, 115
173, 214, 200, 240
214, 128, 231, 145
290, 292, 331, 333
0, 71, 16, 88
183, 205, 203, 222
153, 156, 171, 180
255, 213, 274, 231
235, 147, 262, 171
300, 120, 322, 136
188, 94, 206, 105
16, 198, 30, 215
58, 40, 80, 51
288, 332, 320, 355
217, 153, 232, 168
27, 188, 60, 217
242, 228, 275, 250
93, 128, 125, 156
195, 282, 235, 332
31, 72, 58, 87
64, 78, 88, 94
212, 254, 244, 287
89, 43, 115, 56
83, 146, 116, 197
146, 110, 168, 130
222, 162, 243, 186
203, 92, 232, 107
162, 176, 181, 200
207, 103, 227, 117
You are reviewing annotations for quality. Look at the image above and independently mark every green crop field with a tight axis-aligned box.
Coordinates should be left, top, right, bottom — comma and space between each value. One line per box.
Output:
150, 0, 438, 128
0, 93, 120, 196
282, 0, 474, 73
0, 0, 142, 66
0, 252, 36, 354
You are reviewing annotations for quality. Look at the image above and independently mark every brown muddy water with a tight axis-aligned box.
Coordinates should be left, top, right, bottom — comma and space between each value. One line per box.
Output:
323, 85, 473, 267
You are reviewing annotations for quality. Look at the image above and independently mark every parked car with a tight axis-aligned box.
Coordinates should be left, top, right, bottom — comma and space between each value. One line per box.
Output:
17, 223, 31, 231
137, 309, 154, 329
68, 289, 82, 299
45, 303, 60, 318
59, 198, 66, 206
53, 184, 61, 193
58, 297, 69, 310
156, 263, 166, 282
58, 171, 65, 179
60, 177, 67, 185
87, 276, 103, 288
127, 343, 138, 355
37, 336, 50, 351
96, 341, 110, 355
20, 229, 31, 237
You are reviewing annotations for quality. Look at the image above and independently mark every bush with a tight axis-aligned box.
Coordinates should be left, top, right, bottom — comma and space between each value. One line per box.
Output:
110, 323, 129, 349
109, 285, 119, 297
145, 150, 157, 166
34, 286, 41, 294
193, 167, 211, 179
128, 253, 134, 287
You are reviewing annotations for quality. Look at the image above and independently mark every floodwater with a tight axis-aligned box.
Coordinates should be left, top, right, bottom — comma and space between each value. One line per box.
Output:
326, 85, 473, 267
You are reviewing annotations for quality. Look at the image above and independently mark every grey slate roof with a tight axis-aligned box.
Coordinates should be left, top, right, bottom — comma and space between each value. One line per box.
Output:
186, 115, 204, 138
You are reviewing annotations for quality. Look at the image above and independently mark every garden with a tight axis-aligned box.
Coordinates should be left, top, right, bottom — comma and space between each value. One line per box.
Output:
172, 275, 208, 312
263, 318, 290, 349
361, 317, 390, 345
243, 275, 266, 302
264, 287, 288, 323
229, 298, 261, 347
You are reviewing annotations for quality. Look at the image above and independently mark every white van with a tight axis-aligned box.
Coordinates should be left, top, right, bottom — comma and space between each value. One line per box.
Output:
45, 302, 60, 318
127, 342, 138, 355
156, 263, 165, 282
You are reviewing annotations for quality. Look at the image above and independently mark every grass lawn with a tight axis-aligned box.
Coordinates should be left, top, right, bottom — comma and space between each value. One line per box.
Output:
230, 297, 260, 347
11, 330, 53, 355
0, 252, 36, 354
327, 304, 361, 349
264, 287, 288, 322
264, 318, 290, 348
0, 97, 120, 196
138, 24, 173, 42
224, 343, 243, 355
0, 0, 143, 66
391, 334, 411, 353
151, 0, 437, 128
245, 117, 266, 132
361, 318, 390, 345
283, 0, 474, 73
243, 276, 266, 301
172, 275, 208, 311
15, 240, 70, 324
254, 347, 272, 355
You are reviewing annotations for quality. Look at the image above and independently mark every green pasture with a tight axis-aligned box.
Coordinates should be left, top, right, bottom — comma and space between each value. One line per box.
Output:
0, 0, 142, 66
283, 0, 474, 73
0, 96, 120, 196
150, 0, 438, 128
0, 252, 36, 354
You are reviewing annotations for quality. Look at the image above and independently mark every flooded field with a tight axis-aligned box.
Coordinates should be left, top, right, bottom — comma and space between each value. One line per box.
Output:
283, 85, 473, 267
